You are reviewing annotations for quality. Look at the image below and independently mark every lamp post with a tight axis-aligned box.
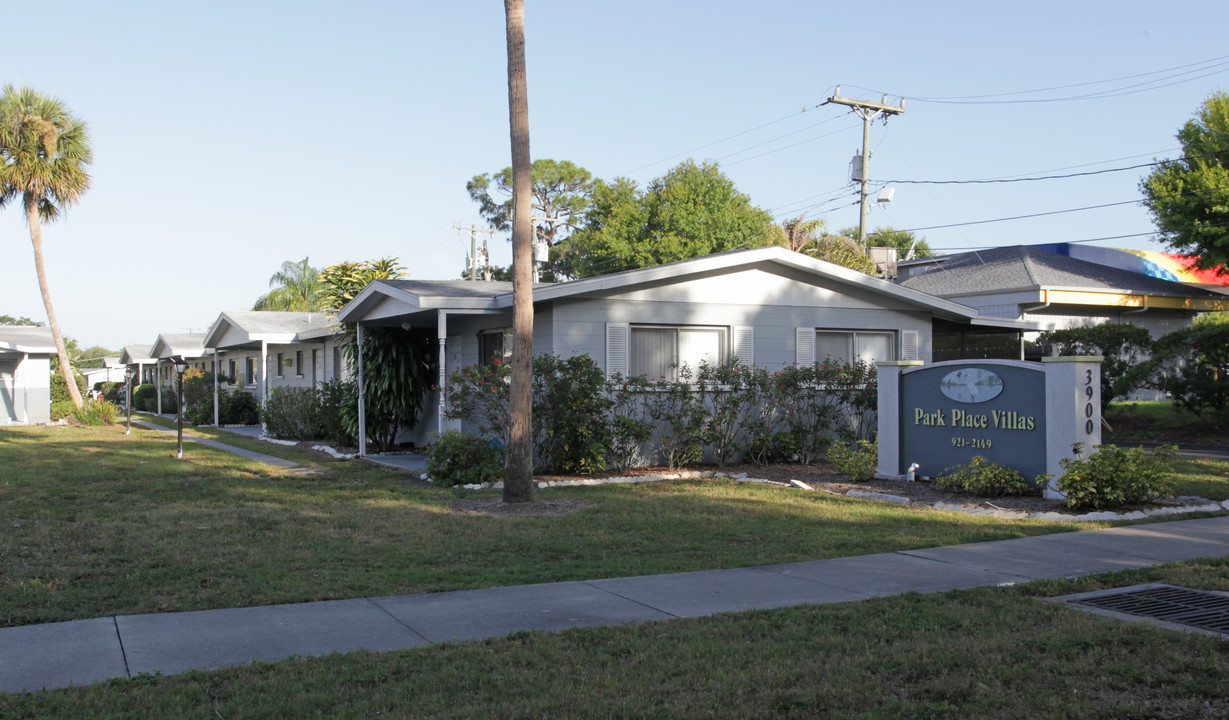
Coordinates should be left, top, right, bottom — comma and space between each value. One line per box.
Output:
124, 367, 136, 435
172, 356, 189, 459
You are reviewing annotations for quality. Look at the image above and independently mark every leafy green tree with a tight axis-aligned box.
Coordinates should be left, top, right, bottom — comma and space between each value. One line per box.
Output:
0, 85, 92, 408
467, 158, 593, 281
1143, 323, 1229, 431
1036, 324, 1153, 411
0, 314, 43, 326
78, 345, 117, 369
863, 226, 934, 259
253, 257, 324, 311
320, 258, 435, 453
562, 160, 775, 277
1140, 91, 1229, 275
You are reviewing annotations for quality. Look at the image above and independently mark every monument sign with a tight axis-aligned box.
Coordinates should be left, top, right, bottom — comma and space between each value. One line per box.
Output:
877, 358, 1102, 498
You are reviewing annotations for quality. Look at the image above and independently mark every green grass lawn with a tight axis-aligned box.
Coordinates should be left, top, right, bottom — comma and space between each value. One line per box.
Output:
5, 559, 1228, 719
0, 423, 1107, 628
1105, 400, 1227, 446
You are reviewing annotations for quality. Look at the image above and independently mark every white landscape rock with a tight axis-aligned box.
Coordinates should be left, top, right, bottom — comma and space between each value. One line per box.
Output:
789, 479, 814, 491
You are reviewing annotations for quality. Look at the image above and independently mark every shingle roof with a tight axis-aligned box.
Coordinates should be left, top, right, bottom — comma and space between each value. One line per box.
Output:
0, 326, 55, 353
898, 246, 1223, 299
375, 279, 518, 298
214, 311, 333, 335
120, 344, 153, 363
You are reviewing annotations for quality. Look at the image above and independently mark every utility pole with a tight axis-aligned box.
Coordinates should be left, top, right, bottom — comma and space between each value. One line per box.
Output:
824, 86, 905, 247
529, 216, 567, 284
452, 223, 496, 280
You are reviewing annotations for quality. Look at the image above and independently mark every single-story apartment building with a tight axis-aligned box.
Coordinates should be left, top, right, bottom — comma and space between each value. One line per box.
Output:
336, 246, 1036, 452
203, 310, 348, 411
0, 326, 55, 425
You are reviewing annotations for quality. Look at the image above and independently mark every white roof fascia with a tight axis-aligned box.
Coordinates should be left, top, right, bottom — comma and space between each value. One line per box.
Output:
336, 281, 502, 323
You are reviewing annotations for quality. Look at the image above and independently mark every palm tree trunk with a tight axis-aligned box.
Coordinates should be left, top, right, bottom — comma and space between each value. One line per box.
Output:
25, 192, 84, 409
502, 0, 534, 503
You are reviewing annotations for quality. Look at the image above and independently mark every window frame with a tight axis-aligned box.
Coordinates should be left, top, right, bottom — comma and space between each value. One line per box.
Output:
629, 324, 729, 381
813, 328, 896, 365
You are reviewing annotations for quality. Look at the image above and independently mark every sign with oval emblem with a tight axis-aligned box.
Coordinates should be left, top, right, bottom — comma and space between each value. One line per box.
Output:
939, 368, 1003, 404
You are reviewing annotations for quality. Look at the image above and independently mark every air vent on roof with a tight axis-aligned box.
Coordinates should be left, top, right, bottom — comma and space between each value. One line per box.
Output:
1056, 584, 1229, 637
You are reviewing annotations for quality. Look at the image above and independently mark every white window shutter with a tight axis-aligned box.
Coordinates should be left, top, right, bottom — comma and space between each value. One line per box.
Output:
901, 330, 920, 361
733, 326, 754, 367
795, 327, 815, 366
606, 323, 629, 377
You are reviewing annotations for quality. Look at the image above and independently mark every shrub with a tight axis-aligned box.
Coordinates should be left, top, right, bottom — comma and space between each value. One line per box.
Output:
697, 361, 760, 468
532, 354, 611, 474
71, 400, 120, 426
51, 399, 76, 421
97, 381, 123, 404
1037, 324, 1153, 411
1057, 443, 1177, 511
604, 374, 655, 472
218, 389, 260, 425
650, 365, 707, 469
263, 387, 319, 440
50, 372, 86, 405
317, 378, 357, 447
826, 440, 878, 481
936, 455, 1037, 498
1144, 323, 1229, 432
132, 384, 158, 412
425, 430, 505, 487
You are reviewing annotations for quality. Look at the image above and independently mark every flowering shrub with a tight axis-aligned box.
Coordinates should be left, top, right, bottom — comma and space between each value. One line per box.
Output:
532, 354, 611, 474
443, 355, 878, 474
425, 430, 505, 487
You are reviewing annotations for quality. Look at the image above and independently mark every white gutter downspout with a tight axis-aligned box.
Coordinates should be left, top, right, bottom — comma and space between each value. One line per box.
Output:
213, 349, 220, 427
437, 310, 448, 436
357, 323, 366, 457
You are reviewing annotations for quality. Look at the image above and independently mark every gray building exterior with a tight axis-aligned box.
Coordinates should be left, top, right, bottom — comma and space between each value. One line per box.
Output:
0, 326, 55, 425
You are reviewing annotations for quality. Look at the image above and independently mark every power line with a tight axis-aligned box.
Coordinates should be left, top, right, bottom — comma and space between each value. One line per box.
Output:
899, 183, 1229, 233
878, 149, 1229, 186
840, 55, 1229, 106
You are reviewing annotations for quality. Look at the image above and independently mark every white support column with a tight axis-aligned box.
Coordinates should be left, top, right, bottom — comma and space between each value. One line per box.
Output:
259, 340, 269, 431
875, 360, 924, 480
437, 311, 448, 436
357, 323, 366, 457
156, 359, 163, 414
213, 349, 220, 427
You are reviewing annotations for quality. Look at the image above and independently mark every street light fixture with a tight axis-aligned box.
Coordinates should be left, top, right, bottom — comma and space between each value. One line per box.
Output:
172, 356, 190, 459
124, 367, 136, 435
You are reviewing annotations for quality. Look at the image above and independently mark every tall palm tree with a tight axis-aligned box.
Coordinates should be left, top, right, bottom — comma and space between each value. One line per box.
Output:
0, 86, 92, 408
503, 0, 535, 503
253, 257, 323, 311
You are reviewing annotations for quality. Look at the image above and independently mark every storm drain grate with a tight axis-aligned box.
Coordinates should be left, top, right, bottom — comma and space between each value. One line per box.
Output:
1065, 584, 1229, 636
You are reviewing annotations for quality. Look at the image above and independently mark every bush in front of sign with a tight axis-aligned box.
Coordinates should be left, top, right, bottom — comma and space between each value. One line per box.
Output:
826, 440, 878, 481
935, 456, 1038, 498
1056, 443, 1177, 511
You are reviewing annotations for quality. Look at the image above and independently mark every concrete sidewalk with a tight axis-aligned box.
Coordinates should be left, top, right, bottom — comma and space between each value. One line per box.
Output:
131, 420, 300, 469
3, 516, 1227, 693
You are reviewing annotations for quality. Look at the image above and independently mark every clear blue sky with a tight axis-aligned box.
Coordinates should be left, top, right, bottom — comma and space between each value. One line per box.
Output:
4, 1, 1227, 350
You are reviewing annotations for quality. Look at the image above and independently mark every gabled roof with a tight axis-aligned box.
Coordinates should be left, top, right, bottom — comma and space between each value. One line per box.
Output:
150, 333, 207, 360
120, 344, 155, 365
203, 311, 335, 350
0, 326, 55, 354
337, 247, 999, 325
899, 246, 1226, 301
